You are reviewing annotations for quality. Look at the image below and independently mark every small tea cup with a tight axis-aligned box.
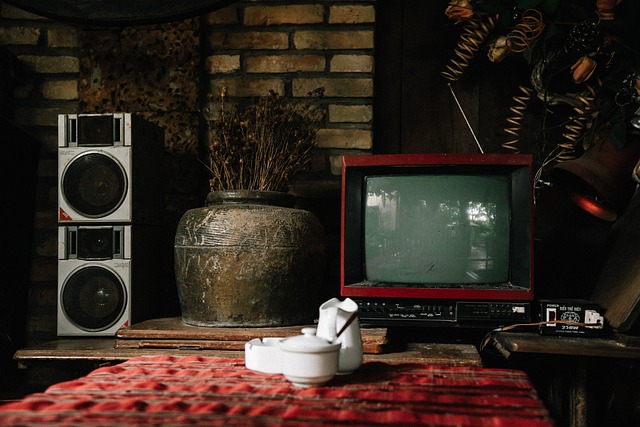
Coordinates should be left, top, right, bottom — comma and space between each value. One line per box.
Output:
280, 327, 341, 387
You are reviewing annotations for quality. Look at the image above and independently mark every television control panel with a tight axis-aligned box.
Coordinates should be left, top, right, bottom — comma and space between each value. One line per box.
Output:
355, 299, 531, 327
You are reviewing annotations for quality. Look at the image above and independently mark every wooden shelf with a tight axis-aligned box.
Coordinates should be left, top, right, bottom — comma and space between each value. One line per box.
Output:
15, 338, 482, 367
492, 331, 640, 359
14, 318, 483, 369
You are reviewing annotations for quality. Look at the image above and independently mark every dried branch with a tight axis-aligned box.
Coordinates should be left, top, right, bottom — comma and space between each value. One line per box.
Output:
204, 88, 324, 193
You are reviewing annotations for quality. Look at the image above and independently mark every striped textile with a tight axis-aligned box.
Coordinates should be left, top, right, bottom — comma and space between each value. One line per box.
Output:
0, 355, 553, 426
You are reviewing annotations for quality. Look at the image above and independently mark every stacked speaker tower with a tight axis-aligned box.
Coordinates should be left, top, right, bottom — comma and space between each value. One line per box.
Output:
57, 113, 166, 336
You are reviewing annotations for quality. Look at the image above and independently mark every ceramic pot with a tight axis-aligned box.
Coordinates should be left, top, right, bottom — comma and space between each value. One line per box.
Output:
174, 190, 325, 327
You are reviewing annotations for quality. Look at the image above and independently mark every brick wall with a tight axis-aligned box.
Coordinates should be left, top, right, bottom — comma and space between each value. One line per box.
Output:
0, 3, 80, 344
204, 1, 375, 180
0, 1, 375, 343
0, 0, 375, 344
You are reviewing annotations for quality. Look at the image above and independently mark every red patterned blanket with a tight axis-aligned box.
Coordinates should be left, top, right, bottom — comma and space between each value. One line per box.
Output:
0, 355, 553, 426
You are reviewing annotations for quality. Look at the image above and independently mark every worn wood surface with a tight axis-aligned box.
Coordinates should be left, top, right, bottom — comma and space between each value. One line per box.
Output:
492, 331, 640, 359
490, 331, 640, 427
15, 339, 482, 367
115, 317, 388, 354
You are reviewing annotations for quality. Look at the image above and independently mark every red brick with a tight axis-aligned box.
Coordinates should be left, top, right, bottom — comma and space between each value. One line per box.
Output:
209, 78, 285, 98
41, 80, 78, 100
0, 26, 40, 45
329, 5, 375, 24
205, 55, 241, 73
244, 5, 324, 25
294, 30, 373, 49
316, 128, 372, 149
293, 77, 373, 97
330, 54, 373, 72
18, 55, 79, 73
246, 55, 325, 73
329, 104, 372, 123
208, 31, 289, 50
204, 7, 240, 25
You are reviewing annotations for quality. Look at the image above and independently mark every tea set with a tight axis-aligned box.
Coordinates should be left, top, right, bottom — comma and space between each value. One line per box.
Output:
245, 297, 363, 387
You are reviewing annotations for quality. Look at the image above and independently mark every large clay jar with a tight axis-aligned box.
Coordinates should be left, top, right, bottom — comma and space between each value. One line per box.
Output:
174, 190, 325, 327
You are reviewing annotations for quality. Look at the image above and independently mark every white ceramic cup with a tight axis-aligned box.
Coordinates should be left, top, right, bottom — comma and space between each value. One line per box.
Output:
280, 327, 340, 387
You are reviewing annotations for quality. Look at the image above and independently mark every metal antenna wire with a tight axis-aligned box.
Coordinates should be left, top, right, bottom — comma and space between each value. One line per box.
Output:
447, 83, 484, 153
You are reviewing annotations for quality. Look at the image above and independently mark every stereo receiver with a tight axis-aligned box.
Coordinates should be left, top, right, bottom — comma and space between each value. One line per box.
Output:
355, 299, 530, 327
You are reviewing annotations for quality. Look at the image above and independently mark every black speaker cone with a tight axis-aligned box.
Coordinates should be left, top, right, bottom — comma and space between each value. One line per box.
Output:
61, 266, 126, 331
62, 152, 127, 217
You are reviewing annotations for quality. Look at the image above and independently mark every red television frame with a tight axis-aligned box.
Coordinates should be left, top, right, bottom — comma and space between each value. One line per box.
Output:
340, 153, 534, 302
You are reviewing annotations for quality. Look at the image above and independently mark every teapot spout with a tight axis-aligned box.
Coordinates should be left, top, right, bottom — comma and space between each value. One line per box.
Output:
316, 305, 339, 341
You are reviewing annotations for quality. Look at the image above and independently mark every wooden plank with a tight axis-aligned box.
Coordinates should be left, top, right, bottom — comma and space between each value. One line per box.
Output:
14, 339, 245, 365
368, 342, 482, 367
14, 338, 481, 367
114, 317, 389, 354
493, 332, 640, 359
116, 318, 314, 340
115, 338, 386, 354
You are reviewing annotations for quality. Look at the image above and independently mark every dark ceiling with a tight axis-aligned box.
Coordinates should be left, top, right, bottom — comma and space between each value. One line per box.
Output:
5, 0, 235, 26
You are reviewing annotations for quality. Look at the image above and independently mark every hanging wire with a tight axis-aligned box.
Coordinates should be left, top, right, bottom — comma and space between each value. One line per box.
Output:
447, 83, 484, 153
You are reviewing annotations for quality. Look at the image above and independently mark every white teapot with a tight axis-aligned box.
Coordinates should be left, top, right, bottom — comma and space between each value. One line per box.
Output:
316, 297, 363, 374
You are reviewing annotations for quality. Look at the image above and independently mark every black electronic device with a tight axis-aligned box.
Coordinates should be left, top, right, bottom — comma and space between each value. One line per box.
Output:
57, 225, 171, 336
356, 299, 530, 328
58, 113, 164, 224
539, 299, 604, 337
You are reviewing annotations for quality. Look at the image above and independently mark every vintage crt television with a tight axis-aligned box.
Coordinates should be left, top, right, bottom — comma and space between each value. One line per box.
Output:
341, 153, 534, 327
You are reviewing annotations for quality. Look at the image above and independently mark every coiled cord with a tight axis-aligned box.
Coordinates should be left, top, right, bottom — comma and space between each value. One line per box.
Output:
441, 14, 498, 82
558, 90, 596, 161
507, 9, 545, 53
502, 85, 534, 153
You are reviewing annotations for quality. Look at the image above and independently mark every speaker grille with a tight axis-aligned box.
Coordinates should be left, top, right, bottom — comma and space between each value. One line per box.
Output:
61, 152, 127, 218
61, 266, 127, 331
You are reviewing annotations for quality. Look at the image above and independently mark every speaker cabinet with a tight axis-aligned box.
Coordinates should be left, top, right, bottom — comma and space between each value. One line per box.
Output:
57, 225, 170, 336
58, 113, 164, 224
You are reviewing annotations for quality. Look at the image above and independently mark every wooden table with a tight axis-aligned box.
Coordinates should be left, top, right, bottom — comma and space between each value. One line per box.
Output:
488, 331, 640, 427
12, 321, 483, 395
15, 318, 484, 369
14, 338, 483, 367
491, 331, 640, 359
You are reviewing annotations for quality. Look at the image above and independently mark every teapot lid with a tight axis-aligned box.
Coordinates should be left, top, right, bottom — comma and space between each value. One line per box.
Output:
281, 328, 340, 353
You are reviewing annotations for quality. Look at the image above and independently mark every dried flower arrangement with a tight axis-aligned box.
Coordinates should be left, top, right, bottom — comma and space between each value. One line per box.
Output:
442, 0, 640, 156
203, 87, 325, 193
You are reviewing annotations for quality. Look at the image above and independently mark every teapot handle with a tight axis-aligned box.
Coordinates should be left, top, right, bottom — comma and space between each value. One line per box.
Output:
335, 310, 358, 339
